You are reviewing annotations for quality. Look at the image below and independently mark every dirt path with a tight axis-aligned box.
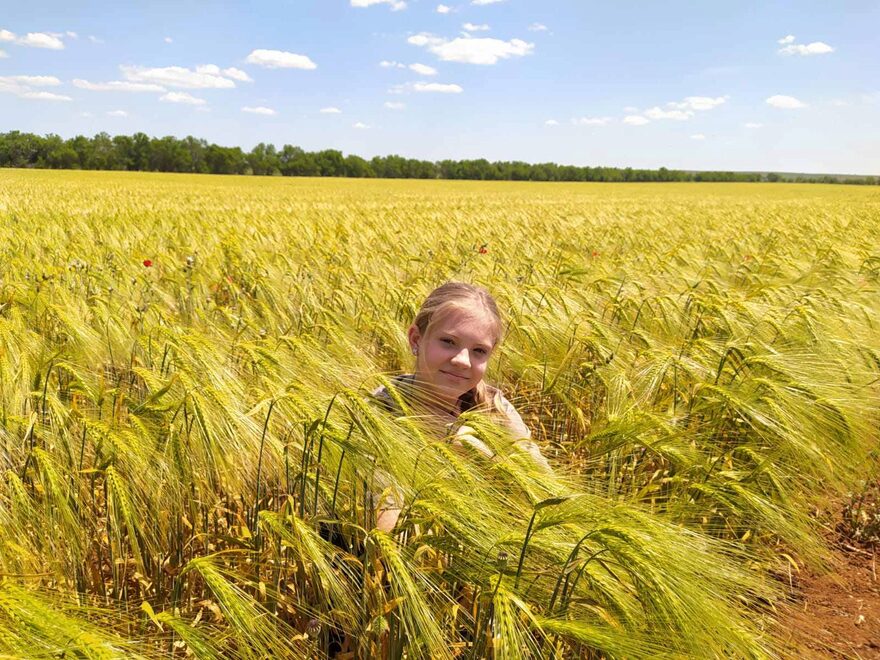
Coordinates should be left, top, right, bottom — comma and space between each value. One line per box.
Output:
778, 543, 880, 658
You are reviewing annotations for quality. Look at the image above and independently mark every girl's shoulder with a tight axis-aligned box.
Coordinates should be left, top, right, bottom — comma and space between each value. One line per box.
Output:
482, 385, 531, 440
496, 390, 532, 438
371, 377, 531, 441
486, 386, 551, 469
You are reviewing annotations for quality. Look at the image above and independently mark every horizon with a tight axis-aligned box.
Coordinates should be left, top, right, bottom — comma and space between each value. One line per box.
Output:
4, 129, 877, 179
1, 1, 878, 175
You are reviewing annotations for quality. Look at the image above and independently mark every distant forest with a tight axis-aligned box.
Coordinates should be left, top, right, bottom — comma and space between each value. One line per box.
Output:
1, 131, 877, 184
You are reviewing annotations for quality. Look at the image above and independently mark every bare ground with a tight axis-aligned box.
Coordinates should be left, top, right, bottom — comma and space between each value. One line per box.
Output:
777, 541, 880, 658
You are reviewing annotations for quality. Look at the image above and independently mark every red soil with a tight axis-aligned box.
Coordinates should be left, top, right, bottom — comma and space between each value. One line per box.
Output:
778, 543, 880, 658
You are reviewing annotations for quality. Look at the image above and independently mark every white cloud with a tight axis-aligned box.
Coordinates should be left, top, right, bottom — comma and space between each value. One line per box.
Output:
573, 116, 612, 126
384, 101, 406, 110
414, 81, 463, 93
88, 35, 103, 44
381, 59, 440, 76
106, 110, 128, 117
669, 95, 728, 111
245, 49, 317, 70
830, 98, 849, 107
22, 32, 65, 49
628, 95, 727, 124
389, 80, 464, 94
0, 79, 18, 94
690, 133, 706, 140
472, 0, 504, 4
420, 33, 458, 49
624, 115, 650, 126
353, 121, 370, 129
160, 91, 207, 105
408, 33, 534, 65
2, 75, 61, 86
644, 106, 693, 120
407, 34, 433, 46
528, 23, 548, 32
544, 119, 559, 126
320, 106, 342, 114
122, 65, 237, 89
20, 91, 71, 101
776, 34, 834, 55
766, 94, 806, 109
351, 0, 406, 9
66, 31, 78, 39
0, 75, 70, 100
744, 122, 763, 128
80, 111, 93, 117
463, 23, 490, 32
242, 106, 276, 115
164, 36, 173, 44
436, 3, 451, 12
0, 29, 65, 50
222, 67, 252, 82
409, 62, 437, 75
73, 79, 166, 92
0, 49, 7, 58
779, 40, 834, 56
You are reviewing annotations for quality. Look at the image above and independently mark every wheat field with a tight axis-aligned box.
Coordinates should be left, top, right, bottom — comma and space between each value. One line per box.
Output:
0, 169, 878, 658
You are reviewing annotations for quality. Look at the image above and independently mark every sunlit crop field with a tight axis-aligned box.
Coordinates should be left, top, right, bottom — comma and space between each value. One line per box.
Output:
0, 169, 878, 658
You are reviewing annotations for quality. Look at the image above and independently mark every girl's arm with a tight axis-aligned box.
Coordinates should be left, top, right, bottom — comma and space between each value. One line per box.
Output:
376, 504, 401, 532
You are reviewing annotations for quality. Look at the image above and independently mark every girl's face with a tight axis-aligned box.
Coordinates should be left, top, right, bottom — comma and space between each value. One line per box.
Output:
408, 307, 497, 408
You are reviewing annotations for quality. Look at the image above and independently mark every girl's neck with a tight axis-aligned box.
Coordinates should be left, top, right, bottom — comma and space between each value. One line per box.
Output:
422, 397, 459, 418
408, 375, 461, 417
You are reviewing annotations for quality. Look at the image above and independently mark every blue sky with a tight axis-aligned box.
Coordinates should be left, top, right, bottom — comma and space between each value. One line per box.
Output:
1, 1, 877, 174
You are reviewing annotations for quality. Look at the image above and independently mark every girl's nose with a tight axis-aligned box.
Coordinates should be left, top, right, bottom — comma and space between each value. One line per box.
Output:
451, 348, 471, 367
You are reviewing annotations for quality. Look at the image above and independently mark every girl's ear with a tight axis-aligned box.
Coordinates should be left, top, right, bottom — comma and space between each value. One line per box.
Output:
407, 325, 421, 354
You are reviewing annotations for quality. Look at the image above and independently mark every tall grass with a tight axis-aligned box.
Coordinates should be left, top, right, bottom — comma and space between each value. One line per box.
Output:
0, 170, 877, 657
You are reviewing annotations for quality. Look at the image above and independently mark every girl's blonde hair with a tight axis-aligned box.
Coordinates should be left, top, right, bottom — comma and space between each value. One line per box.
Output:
412, 282, 503, 412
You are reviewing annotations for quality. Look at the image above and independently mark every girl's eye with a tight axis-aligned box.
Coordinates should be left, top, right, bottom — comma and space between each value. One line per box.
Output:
474, 348, 488, 356
441, 338, 455, 345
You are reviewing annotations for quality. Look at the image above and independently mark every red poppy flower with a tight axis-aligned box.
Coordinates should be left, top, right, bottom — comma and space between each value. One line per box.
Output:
143, 259, 153, 267
478, 244, 489, 254
591, 250, 600, 257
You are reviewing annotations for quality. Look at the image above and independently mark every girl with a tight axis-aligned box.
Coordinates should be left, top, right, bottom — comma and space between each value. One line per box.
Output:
372, 282, 550, 530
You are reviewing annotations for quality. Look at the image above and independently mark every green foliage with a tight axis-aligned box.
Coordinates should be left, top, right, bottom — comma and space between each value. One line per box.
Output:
4, 130, 878, 183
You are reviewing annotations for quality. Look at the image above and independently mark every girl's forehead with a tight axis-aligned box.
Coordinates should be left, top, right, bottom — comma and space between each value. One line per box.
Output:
430, 306, 498, 341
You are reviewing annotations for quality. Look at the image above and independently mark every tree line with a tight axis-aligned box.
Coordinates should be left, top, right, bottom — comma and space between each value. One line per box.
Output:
1, 131, 877, 185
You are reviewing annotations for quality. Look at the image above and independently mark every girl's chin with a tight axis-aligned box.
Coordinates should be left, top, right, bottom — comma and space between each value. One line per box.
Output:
415, 373, 473, 399
435, 383, 466, 397
425, 379, 469, 401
